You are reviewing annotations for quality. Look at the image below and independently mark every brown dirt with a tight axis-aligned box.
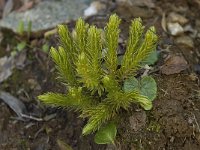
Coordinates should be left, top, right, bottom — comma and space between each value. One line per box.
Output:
119, 74, 200, 150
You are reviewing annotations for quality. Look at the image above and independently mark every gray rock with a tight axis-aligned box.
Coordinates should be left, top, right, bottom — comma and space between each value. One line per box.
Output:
0, 0, 93, 32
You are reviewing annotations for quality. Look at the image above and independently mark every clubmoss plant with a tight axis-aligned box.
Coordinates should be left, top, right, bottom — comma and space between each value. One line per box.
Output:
38, 14, 158, 143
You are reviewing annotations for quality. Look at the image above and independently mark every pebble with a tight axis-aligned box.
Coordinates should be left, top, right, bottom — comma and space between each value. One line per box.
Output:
168, 12, 188, 25
175, 36, 194, 48
167, 22, 184, 36
84, 1, 106, 17
0, 0, 92, 32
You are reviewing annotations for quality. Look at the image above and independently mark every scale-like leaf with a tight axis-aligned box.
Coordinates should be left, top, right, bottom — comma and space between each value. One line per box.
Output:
119, 26, 158, 79
76, 26, 103, 94
119, 18, 144, 78
105, 14, 121, 76
74, 18, 89, 53
50, 47, 76, 85
82, 103, 112, 135
38, 87, 92, 111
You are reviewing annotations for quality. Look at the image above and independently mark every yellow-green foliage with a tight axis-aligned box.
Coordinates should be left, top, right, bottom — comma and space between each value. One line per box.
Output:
38, 14, 158, 135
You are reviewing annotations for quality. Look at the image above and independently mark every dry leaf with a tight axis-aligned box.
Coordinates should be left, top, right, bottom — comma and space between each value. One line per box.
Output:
0, 56, 14, 83
161, 55, 188, 75
175, 36, 194, 48
0, 91, 28, 119
161, 12, 167, 32
0, 52, 26, 83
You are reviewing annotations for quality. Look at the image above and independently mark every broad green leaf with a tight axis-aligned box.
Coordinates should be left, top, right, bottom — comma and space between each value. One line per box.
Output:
123, 76, 139, 92
141, 51, 158, 66
123, 76, 157, 101
140, 76, 157, 101
94, 123, 117, 145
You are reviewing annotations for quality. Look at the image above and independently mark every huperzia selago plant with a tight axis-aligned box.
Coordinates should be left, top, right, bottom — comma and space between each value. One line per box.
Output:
38, 14, 158, 144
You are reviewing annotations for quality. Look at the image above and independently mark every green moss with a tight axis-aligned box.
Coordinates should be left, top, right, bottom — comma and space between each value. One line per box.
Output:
147, 120, 161, 132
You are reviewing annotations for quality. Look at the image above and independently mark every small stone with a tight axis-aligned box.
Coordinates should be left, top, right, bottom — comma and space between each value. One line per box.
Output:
115, 0, 154, 18
168, 12, 188, 25
170, 136, 175, 143
0, 56, 14, 83
0, 0, 92, 32
84, 1, 106, 17
167, 22, 184, 36
175, 36, 194, 48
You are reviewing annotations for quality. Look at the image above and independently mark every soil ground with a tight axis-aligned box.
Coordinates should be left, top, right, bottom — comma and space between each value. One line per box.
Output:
1, 0, 200, 150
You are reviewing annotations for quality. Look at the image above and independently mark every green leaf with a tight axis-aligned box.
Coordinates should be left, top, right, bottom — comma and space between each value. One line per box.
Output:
123, 76, 139, 92
94, 123, 117, 145
141, 51, 158, 66
123, 76, 157, 101
17, 41, 26, 51
140, 76, 157, 101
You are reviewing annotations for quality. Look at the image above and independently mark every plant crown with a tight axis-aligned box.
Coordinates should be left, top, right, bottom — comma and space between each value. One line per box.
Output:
38, 14, 158, 140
